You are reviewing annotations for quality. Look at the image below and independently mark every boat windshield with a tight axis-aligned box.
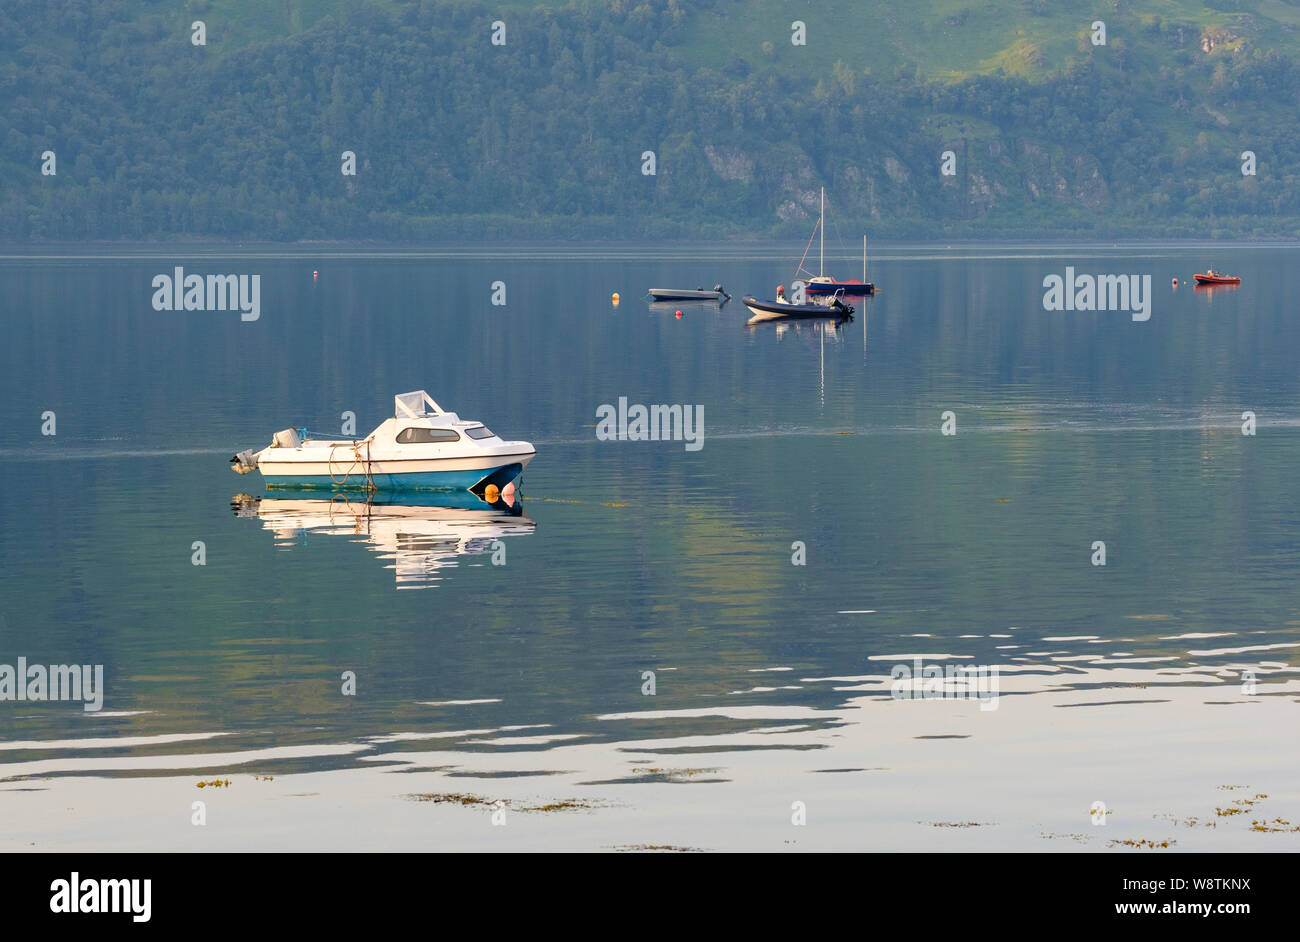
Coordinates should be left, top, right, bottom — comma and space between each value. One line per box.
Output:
397, 427, 460, 444
465, 426, 496, 440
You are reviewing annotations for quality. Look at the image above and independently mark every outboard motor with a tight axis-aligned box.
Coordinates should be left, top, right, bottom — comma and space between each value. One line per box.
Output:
230, 448, 259, 474
714, 283, 731, 301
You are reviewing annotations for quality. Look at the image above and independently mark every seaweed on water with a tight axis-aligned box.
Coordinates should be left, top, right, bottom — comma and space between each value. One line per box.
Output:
1040, 832, 1089, 843
405, 792, 603, 813
408, 792, 492, 806
1250, 818, 1300, 833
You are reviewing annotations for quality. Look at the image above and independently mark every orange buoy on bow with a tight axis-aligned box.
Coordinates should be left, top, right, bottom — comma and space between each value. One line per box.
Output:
484, 483, 500, 503
612, 292, 620, 305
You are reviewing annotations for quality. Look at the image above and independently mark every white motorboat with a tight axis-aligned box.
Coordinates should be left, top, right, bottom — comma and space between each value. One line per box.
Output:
648, 284, 730, 302
231, 391, 535, 494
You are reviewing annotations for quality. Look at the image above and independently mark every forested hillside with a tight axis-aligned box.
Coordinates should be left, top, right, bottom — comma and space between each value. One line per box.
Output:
4, 0, 1300, 241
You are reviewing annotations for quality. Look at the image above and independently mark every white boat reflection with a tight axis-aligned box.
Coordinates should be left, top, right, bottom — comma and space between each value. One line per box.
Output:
233, 490, 535, 589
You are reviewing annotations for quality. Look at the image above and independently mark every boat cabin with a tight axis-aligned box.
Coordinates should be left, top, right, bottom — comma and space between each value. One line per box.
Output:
385, 390, 498, 445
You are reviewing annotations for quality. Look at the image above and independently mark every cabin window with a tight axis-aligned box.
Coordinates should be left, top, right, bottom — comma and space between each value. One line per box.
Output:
396, 427, 460, 444
464, 426, 496, 440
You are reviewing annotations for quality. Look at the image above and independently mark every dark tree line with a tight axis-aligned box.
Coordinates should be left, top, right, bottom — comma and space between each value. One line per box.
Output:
1, 0, 1297, 241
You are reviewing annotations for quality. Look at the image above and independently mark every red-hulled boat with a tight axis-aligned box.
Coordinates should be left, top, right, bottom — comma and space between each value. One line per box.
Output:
1193, 270, 1241, 285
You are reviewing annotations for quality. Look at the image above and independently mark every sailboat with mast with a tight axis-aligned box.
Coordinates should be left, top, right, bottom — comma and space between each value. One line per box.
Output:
796, 187, 875, 296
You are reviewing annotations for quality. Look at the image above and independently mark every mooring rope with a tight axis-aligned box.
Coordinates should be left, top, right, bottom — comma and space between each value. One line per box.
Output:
327, 442, 354, 486
327, 437, 376, 490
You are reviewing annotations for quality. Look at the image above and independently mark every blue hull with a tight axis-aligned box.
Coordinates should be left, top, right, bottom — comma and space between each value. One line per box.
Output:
804, 281, 874, 295
264, 463, 525, 492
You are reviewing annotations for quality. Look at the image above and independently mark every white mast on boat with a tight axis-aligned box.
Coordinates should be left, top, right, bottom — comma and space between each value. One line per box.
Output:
820, 187, 825, 277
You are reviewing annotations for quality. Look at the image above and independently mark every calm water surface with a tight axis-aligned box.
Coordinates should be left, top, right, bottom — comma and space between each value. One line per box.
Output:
1, 244, 1298, 850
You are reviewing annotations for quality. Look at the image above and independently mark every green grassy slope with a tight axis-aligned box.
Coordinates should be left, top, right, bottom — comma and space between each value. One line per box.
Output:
93, 0, 1300, 76
672, 0, 1300, 81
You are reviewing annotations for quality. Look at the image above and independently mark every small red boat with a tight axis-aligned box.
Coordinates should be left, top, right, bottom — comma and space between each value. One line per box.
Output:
1193, 270, 1240, 285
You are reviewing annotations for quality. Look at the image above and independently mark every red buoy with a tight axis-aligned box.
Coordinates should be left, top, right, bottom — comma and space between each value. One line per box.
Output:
675, 310, 682, 319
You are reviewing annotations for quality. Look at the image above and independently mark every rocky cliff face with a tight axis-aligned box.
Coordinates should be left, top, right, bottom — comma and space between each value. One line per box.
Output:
703, 133, 1123, 226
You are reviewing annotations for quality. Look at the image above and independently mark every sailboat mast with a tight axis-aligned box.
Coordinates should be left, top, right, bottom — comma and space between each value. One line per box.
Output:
863, 235, 866, 282
819, 187, 824, 276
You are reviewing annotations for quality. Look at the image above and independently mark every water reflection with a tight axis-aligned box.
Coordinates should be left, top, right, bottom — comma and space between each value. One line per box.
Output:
232, 491, 536, 589
744, 314, 858, 406
646, 299, 730, 315
1193, 282, 1240, 302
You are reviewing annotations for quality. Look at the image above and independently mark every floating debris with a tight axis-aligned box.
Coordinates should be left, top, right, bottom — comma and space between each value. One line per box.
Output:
408, 792, 492, 807
405, 792, 603, 812
1154, 814, 1212, 828
196, 779, 231, 789
1217, 793, 1268, 817
1108, 838, 1174, 849
605, 767, 726, 784
630, 767, 715, 777
1250, 818, 1300, 833
528, 800, 593, 812
1040, 831, 1089, 843
608, 844, 704, 853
